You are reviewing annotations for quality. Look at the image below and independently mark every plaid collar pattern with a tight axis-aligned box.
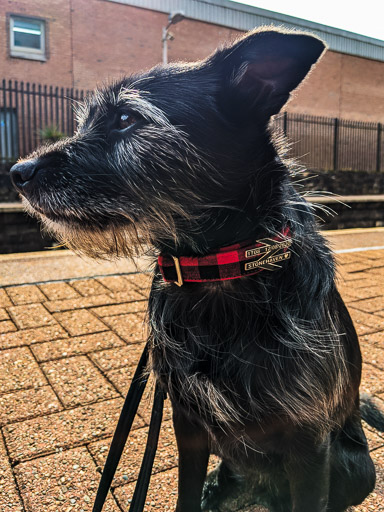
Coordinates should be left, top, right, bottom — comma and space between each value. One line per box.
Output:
158, 227, 292, 286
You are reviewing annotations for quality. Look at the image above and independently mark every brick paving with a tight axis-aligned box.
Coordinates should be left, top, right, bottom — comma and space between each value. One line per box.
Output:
0, 251, 382, 511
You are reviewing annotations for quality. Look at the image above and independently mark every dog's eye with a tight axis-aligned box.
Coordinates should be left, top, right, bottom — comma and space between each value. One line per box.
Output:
118, 113, 137, 130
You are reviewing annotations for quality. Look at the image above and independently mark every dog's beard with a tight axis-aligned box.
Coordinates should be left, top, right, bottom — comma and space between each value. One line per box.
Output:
21, 195, 197, 259
44, 218, 145, 259
21, 195, 144, 258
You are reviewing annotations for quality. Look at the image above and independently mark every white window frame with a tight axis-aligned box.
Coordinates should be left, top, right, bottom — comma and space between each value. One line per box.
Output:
10, 15, 46, 61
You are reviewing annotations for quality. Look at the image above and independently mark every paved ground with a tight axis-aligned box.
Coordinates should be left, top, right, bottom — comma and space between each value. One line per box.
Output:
0, 250, 143, 287
0, 229, 383, 511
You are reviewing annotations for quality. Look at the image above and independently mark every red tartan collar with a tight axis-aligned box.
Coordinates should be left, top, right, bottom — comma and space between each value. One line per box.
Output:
158, 227, 292, 286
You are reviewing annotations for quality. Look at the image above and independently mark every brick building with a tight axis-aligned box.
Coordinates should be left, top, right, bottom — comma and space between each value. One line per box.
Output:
1, 0, 384, 122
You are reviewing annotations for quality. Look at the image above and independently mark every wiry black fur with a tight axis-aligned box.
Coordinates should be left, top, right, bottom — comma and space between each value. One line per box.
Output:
11, 27, 381, 512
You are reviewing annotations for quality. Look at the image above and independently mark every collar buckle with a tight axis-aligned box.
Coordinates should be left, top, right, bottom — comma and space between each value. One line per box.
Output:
171, 256, 184, 286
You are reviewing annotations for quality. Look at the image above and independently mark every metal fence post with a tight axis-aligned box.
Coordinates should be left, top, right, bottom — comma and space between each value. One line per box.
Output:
283, 111, 288, 136
377, 123, 382, 172
333, 117, 339, 171
8, 80, 15, 160
15, 80, 19, 157
32, 83, 37, 150
26, 82, 31, 154
1, 79, 9, 161
20, 82, 26, 156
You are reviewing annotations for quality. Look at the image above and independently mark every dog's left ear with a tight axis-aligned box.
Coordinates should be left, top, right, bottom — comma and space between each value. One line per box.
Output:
213, 29, 326, 120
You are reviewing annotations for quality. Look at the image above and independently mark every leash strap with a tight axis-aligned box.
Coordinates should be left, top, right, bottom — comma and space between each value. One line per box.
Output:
92, 341, 153, 512
129, 382, 165, 511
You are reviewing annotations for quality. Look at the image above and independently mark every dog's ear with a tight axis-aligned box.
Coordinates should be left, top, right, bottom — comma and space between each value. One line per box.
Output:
213, 29, 326, 120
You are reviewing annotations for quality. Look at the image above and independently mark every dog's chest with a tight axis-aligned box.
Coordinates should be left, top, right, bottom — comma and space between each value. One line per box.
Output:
150, 335, 305, 461
148, 291, 283, 428
148, 279, 350, 438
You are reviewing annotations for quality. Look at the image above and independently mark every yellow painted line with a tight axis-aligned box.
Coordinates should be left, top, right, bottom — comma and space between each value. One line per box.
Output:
335, 246, 384, 254
323, 227, 384, 235
0, 250, 73, 261
308, 195, 384, 204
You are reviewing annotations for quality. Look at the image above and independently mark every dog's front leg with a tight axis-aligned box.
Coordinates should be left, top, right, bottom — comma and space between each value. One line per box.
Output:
173, 411, 209, 512
285, 435, 330, 512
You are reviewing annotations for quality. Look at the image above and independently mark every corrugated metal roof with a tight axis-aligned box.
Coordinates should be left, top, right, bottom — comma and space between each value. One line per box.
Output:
107, 0, 384, 62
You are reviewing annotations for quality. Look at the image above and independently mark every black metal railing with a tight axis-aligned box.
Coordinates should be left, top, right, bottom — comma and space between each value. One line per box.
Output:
1, 79, 383, 172
0, 79, 85, 163
273, 112, 383, 172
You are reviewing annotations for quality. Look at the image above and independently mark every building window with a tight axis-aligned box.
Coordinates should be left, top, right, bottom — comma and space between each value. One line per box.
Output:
10, 16, 46, 61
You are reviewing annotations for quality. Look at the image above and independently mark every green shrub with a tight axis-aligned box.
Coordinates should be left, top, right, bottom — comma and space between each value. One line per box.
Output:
40, 125, 66, 143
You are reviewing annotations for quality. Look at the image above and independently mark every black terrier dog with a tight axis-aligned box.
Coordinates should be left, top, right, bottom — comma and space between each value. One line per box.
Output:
11, 28, 380, 512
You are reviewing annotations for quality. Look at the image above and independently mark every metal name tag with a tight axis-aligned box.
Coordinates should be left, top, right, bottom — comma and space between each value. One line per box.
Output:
245, 251, 291, 271
245, 239, 292, 258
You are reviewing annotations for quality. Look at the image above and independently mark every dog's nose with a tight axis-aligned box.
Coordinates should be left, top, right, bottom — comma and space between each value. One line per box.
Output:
10, 159, 40, 192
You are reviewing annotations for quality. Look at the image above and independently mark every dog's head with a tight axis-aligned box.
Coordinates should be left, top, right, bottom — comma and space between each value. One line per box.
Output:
11, 28, 325, 258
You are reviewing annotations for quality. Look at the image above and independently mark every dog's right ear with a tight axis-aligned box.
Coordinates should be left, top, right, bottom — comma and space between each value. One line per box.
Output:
211, 29, 326, 121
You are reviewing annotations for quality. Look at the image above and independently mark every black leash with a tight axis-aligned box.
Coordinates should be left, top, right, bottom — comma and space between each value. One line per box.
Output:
92, 342, 165, 512
129, 383, 164, 510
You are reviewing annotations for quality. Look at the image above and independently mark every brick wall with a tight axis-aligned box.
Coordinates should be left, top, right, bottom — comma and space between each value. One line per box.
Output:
0, 0, 73, 86
1, 1, 384, 121
286, 51, 384, 122
301, 170, 384, 196
0, 209, 57, 253
311, 199, 384, 230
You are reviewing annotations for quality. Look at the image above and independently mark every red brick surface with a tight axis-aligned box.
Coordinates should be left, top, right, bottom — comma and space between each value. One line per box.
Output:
102, 313, 147, 343
0, 289, 12, 308
31, 331, 124, 362
0, 308, 10, 321
88, 419, 177, 488
89, 342, 146, 372
39, 281, 81, 300
3, 398, 132, 463
8, 303, 56, 329
69, 278, 111, 296
114, 467, 179, 511
0, 385, 62, 426
0, 262, 382, 511
52, 309, 107, 336
41, 355, 118, 407
91, 299, 147, 317
15, 447, 121, 511
0, 324, 68, 349
45, 294, 116, 313
0, 347, 47, 393
5, 285, 46, 305
0, 320, 17, 333
0, 436, 24, 512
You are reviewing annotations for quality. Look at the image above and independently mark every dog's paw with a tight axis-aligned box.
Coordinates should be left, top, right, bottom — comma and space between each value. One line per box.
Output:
202, 462, 233, 511
201, 462, 253, 512
202, 461, 276, 512
201, 479, 222, 510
